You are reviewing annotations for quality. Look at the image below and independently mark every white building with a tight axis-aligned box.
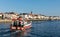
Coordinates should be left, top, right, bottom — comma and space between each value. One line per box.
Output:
4, 13, 19, 19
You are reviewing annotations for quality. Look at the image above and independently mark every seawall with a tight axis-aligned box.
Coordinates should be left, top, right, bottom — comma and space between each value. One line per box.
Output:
0, 19, 12, 23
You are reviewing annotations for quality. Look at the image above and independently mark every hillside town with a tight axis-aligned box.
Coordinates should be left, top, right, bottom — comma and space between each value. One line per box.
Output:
0, 12, 60, 22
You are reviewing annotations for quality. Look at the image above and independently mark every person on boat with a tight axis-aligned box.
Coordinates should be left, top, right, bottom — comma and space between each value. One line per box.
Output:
12, 18, 17, 27
13, 20, 17, 26
17, 16, 24, 27
22, 18, 27, 26
18, 21, 21, 27
24, 18, 30, 25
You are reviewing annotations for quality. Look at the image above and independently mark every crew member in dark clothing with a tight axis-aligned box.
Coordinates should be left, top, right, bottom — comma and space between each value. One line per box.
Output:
13, 21, 17, 26
18, 21, 24, 27
18, 21, 21, 27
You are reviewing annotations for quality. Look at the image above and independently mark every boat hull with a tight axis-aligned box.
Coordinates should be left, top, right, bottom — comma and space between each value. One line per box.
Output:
10, 23, 32, 31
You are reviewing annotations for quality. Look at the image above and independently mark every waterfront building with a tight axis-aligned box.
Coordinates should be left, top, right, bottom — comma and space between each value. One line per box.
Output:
4, 12, 19, 19
0, 13, 3, 19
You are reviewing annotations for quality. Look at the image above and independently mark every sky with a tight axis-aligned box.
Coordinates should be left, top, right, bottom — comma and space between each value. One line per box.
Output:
0, 0, 60, 16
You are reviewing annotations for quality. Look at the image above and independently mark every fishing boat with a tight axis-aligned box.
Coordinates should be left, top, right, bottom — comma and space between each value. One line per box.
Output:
10, 16, 32, 31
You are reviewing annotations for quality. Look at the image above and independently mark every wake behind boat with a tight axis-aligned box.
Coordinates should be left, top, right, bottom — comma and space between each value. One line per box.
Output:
10, 16, 32, 31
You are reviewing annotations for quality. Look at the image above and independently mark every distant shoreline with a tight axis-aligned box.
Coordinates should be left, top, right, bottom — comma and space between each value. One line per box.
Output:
0, 19, 60, 23
0, 19, 12, 23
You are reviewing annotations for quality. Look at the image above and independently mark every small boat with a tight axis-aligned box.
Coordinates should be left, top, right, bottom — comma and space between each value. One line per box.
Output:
10, 16, 32, 31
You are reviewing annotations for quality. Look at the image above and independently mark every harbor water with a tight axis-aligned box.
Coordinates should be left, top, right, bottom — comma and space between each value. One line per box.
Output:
0, 21, 60, 37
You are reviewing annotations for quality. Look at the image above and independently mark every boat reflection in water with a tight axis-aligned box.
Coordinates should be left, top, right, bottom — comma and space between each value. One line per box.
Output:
10, 29, 31, 37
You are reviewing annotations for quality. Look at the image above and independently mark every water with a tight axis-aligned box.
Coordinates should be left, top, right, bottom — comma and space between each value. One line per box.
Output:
0, 21, 60, 37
